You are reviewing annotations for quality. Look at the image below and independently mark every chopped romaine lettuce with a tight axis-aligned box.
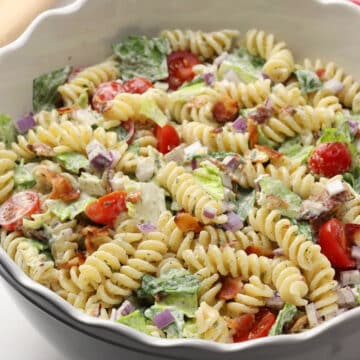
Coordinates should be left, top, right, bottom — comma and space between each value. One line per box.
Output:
0, 114, 15, 147
218, 51, 263, 83
179, 77, 205, 89
278, 136, 313, 164
258, 176, 302, 218
236, 190, 255, 221
237, 48, 265, 68
117, 310, 149, 334
355, 285, 360, 305
158, 292, 198, 317
25, 238, 49, 252
138, 269, 200, 300
343, 166, 360, 194
294, 70, 323, 94
113, 35, 169, 82
209, 151, 237, 160
50, 193, 95, 221
14, 162, 36, 190
139, 97, 167, 127
289, 218, 313, 241
269, 303, 298, 336
56, 152, 90, 174
193, 161, 224, 200
144, 305, 184, 338
76, 92, 89, 108
169, 82, 208, 102
182, 319, 198, 338
33, 66, 73, 113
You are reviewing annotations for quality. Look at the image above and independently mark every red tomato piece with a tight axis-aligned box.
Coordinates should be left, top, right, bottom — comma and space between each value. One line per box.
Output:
167, 51, 201, 90
121, 77, 153, 94
154, 124, 180, 154
308, 142, 352, 177
85, 191, 127, 225
318, 218, 356, 269
218, 277, 243, 300
345, 223, 360, 245
92, 81, 123, 112
248, 311, 276, 340
228, 314, 255, 343
0, 191, 40, 231
315, 68, 326, 80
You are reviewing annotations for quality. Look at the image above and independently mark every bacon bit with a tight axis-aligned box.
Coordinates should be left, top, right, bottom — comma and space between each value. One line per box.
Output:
255, 145, 283, 160
27, 143, 55, 157
248, 118, 258, 148
57, 106, 80, 115
81, 225, 110, 254
174, 212, 202, 233
39, 169, 80, 202
218, 277, 243, 300
345, 224, 360, 245
245, 245, 274, 258
59, 252, 86, 269
127, 192, 142, 204
212, 96, 239, 124
211, 127, 223, 134
249, 105, 273, 124
316, 68, 326, 80
227, 314, 255, 341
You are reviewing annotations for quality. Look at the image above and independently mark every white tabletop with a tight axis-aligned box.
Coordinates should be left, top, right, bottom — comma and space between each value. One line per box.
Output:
0, 279, 65, 360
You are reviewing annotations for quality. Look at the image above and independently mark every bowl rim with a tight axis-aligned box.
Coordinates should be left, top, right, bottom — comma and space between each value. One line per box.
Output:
1, 0, 360, 354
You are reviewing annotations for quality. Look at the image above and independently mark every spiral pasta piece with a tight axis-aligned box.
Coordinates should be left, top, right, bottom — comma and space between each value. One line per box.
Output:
157, 162, 226, 224
269, 83, 306, 113
213, 79, 271, 109
161, 29, 240, 60
245, 29, 294, 82
195, 302, 231, 343
181, 122, 249, 155
227, 276, 274, 316
58, 59, 119, 105
0, 143, 17, 203
306, 89, 342, 113
338, 196, 360, 224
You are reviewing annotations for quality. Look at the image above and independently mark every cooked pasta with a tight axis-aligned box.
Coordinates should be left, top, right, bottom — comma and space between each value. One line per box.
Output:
1, 26, 359, 344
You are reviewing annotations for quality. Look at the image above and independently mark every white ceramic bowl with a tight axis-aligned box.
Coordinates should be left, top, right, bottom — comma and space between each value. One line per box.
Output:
0, 1, 360, 359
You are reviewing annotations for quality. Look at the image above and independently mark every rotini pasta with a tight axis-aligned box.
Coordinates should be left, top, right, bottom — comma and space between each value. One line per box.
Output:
0, 143, 17, 203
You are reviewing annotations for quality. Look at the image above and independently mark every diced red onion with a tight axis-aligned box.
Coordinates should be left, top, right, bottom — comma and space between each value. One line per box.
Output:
249, 105, 273, 124
15, 113, 35, 133
340, 270, 360, 286
325, 179, 345, 197
265, 293, 284, 309
351, 246, 360, 261
203, 72, 216, 86
118, 300, 135, 317
191, 158, 198, 170
323, 78, 344, 94
221, 173, 232, 189
264, 97, 273, 110
86, 140, 112, 170
336, 287, 356, 308
203, 205, 217, 219
305, 303, 320, 328
153, 309, 175, 329
232, 116, 247, 133
272, 248, 285, 257
223, 69, 240, 84
347, 120, 359, 136
223, 211, 244, 231
109, 150, 121, 168
222, 201, 236, 212
137, 222, 157, 233
214, 52, 229, 66
222, 156, 240, 171
261, 73, 270, 80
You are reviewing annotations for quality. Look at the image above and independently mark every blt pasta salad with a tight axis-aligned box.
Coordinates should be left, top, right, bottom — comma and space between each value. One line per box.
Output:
1, 28, 360, 343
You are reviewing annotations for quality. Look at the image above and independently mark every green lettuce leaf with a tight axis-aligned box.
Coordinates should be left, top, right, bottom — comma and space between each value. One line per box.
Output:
182, 319, 198, 338
193, 161, 224, 200
355, 285, 360, 305
209, 151, 237, 160
14, 162, 36, 190
56, 152, 90, 174
33, 66, 73, 113
169, 82, 208, 102
258, 176, 302, 218
0, 114, 15, 147
50, 193, 95, 221
343, 166, 360, 194
278, 136, 313, 164
289, 218, 313, 241
25, 238, 49, 252
269, 303, 298, 336
117, 310, 149, 334
236, 190, 255, 221
144, 305, 184, 338
158, 292, 198, 318
139, 97, 167, 127
113, 35, 170, 82
294, 69, 323, 94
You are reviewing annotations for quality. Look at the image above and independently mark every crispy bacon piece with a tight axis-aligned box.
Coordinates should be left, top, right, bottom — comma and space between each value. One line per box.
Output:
174, 212, 202, 233
81, 225, 110, 254
245, 245, 274, 258
247, 118, 258, 148
57, 106, 79, 115
59, 252, 86, 269
255, 145, 283, 160
218, 276, 243, 300
213, 96, 239, 124
249, 105, 273, 124
27, 143, 55, 157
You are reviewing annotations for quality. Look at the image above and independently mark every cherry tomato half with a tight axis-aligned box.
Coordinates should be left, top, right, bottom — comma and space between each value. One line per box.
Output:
229, 314, 255, 343
218, 277, 243, 300
121, 77, 153, 94
92, 81, 123, 112
248, 311, 276, 340
308, 142, 352, 177
154, 124, 180, 154
85, 191, 127, 225
167, 51, 201, 90
0, 191, 40, 231
318, 218, 356, 269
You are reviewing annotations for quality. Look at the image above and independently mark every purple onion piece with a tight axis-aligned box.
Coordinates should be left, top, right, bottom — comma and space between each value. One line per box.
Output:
264, 97, 273, 110
203, 72, 216, 86
223, 211, 244, 231
203, 205, 216, 219
153, 309, 175, 329
351, 245, 360, 261
223, 69, 240, 83
336, 287, 356, 308
221, 173, 232, 189
340, 269, 360, 286
323, 78, 344, 94
272, 248, 285, 257
265, 293, 284, 309
261, 73, 270, 80
248, 105, 273, 124
232, 116, 247, 133
222, 156, 240, 171
137, 222, 157, 233
86, 140, 112, 170
15, 113, 35, 133
191, 158, 198, 170
118, 300, 135, 317
214, 52, 229, 66
347, 120, 359, 136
